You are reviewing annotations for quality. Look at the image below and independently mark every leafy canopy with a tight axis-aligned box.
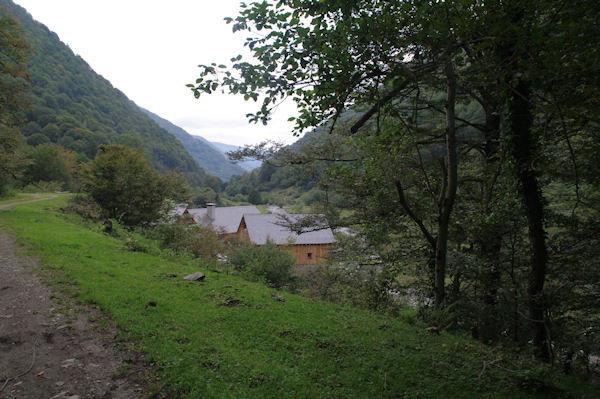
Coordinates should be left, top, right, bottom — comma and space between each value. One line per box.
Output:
188, 0, 461, 134
84, 144, 167, 226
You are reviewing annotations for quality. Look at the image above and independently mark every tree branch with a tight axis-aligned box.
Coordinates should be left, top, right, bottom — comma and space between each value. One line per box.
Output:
394, 179, 436, 248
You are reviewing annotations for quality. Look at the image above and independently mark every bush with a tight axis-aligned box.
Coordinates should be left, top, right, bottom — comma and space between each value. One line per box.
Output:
22, 144, 75, 190
0, 185, 18, 199
298, 262, 396, 312
61, 194, 104, 221
296, 234, 399, 313
151, 223, 224, 261
227, 242, 295, 289
21, 181, 64, 193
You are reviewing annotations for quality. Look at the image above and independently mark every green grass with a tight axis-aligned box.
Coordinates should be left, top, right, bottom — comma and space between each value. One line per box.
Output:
256, 204, 270, 214
0, 197, 596, 398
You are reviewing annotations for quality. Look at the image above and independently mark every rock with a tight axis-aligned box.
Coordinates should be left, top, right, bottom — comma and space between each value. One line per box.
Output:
61, 358, 77, 368
425, 326, 440, 335
271, 294, 285, 302
183, 272, 205, 281
219, 297, 242, 306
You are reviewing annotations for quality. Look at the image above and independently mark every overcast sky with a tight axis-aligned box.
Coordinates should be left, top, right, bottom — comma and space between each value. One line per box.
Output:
12, 0, 299, 146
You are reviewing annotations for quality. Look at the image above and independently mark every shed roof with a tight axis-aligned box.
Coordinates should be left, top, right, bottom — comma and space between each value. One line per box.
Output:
243, 213, 336, 245
187, 206, 260, 234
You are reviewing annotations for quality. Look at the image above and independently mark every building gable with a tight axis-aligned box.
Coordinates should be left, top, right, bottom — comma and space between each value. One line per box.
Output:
186, 205, 261, 234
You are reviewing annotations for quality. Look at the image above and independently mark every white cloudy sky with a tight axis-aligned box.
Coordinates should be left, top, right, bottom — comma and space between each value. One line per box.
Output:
12, 0, 299, 146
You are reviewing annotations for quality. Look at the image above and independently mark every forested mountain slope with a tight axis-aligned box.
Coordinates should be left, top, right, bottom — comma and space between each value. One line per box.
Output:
2, 0, 206, 184
139, 107, 244, 181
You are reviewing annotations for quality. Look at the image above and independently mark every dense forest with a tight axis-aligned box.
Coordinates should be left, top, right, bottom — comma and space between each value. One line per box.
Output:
192, 0, 600, 372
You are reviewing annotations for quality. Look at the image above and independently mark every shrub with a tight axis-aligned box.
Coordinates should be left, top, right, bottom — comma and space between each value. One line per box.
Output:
21, 181, 64, 193
228, 242, 295, 289
298, 262, 395, 311
151, 223, 223, 261
297, 234, 399, 313
61, 194, 104, 221
22, 144, 76, 190
0, 185, 18, 199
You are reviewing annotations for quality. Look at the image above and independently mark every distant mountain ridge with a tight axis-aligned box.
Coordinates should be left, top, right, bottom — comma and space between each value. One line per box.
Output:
208, 141, 262, 171
139, 108, 245, 181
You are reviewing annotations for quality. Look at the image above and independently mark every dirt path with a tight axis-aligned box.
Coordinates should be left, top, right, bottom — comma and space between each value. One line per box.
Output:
0, 199, 149, 399
0, 194, 58, 210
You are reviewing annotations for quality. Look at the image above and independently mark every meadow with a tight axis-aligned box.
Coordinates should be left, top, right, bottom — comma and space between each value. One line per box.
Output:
0, 196, 595, 398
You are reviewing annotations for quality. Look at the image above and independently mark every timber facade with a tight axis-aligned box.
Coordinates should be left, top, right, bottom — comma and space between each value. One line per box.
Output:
283, 243, 334, 265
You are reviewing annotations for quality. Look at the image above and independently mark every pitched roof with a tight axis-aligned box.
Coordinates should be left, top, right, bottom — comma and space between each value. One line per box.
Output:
186, 206, 260, 234
170, 204, 188, 217
243, 213, 336, 245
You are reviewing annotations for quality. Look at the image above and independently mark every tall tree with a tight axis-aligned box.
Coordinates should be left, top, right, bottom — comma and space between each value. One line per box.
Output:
189, 0, 600, 361
84, 145, 167, 226
190, 0, 465, 307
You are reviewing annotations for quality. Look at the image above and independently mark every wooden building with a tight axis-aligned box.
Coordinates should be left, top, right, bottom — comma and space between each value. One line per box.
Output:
239, 213, 335, 265
182, 204, 335, 265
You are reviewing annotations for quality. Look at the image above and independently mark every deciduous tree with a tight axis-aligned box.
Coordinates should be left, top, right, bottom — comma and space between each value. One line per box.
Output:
84, 144, 167, 226
189, 0, 600, 362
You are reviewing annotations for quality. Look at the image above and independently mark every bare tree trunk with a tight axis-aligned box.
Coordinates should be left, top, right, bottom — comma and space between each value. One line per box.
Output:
479, 99, 504, 342
509, 80, 550, 362
433, 61, 458, 308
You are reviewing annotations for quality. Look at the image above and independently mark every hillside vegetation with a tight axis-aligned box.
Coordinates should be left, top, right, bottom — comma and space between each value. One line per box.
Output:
1, 0, 241, 186
0, 196, 596, 398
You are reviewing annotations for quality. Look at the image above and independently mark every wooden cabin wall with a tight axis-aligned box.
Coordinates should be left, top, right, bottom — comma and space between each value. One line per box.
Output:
284, 244, 333, 265
235, 219, 250, 242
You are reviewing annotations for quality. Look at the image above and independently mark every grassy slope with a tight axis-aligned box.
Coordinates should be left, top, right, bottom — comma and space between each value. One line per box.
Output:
0, 197, 595, 398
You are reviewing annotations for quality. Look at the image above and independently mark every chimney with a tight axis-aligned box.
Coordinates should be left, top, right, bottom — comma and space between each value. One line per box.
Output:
206, 203, 216, 222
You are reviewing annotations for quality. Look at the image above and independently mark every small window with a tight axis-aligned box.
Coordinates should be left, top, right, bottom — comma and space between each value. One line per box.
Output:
307, 252, 312, 259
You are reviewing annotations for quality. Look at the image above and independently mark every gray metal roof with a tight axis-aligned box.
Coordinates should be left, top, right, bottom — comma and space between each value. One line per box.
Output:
187, 206, 261, 234
243, 213, 336, 245
171, 204, 188, 216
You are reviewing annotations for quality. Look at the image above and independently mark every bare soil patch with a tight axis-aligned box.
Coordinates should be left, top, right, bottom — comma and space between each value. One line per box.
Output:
0, 226, 149, 398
